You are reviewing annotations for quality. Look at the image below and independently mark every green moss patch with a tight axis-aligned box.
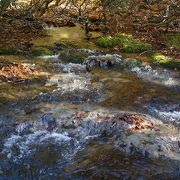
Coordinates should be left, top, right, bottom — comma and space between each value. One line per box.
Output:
152, 53, 180, 69
96, 36, 120, 48
96, 33, 152, 53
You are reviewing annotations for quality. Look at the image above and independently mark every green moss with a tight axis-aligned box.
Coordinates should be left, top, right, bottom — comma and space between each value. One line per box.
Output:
152, 53, 167, 61
96, 33, 152, 53
31, 47, 54, 56
39, 86, 56, 93
165, 33, 180, 47
96, 36, 120, 48
160, 60, 180, 69
0, 48, 17, 55
152, 53, 180, 69
0, 46, 54, 56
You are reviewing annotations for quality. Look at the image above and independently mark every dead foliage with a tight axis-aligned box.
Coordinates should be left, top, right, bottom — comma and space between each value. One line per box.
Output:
115, 114, 154, 130
43, 18, 76, 27
0, 17, 46, 51
0, 60, 41, 83
73, 111, 154, 131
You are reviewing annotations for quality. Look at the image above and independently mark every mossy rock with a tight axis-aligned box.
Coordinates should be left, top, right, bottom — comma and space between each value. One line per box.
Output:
31, 47, 54, 56
59, 50, 89, 64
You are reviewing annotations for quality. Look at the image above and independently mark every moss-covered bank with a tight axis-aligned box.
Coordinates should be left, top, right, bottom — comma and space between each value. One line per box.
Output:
96, 33, 152, 53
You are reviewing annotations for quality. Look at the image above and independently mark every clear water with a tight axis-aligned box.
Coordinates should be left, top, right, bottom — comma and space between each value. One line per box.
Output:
0, 27, 179, 179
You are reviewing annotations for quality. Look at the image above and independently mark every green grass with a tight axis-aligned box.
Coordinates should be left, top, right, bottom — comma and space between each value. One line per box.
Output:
165, 33, 180, 47
96, 33, 152, 53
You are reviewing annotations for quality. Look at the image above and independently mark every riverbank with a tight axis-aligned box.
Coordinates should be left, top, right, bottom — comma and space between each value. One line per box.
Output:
1, 16, 179, 71
95, 33, 180, 70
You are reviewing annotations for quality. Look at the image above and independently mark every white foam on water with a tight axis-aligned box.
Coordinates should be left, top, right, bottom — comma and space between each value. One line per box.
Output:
164, 78, 179, 86
44, 25, 54, 29
16, 122, 31, 135
91, 54, 122, 60
61, 63, 86, 73
131, 66, 179, 87
147, 103, 180, 125
84, 135, 99, 140
160, 135, 180, 142
3, 131, 71, 162
46, 72, 90, 92
76, 49, 96, 54
157, 111, 180, 122
40, 54, 59, 59
154, 134, 180, 160
40, 132, 71, 142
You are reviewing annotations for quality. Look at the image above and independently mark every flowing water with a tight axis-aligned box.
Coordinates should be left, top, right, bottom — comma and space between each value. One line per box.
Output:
0, 26, 180, 179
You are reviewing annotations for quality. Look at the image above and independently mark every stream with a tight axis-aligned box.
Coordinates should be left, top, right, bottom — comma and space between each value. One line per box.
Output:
0, 25, 180, 179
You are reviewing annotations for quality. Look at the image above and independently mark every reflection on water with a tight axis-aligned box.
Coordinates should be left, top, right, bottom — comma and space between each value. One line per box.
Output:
33, 24, 102, 49
92, 68, 180, 112
67, 143, 180, 179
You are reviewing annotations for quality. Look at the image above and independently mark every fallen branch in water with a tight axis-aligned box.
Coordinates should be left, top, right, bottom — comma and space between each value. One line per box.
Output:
136, 50, 154, 57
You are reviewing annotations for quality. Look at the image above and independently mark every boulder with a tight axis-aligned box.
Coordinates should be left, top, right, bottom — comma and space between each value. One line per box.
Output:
84, 54, 122, 70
